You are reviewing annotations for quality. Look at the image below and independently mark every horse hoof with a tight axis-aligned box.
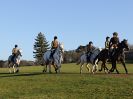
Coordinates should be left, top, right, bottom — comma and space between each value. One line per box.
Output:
99, 70, 102, 72
14, 70, 19, 73
108, 71, 111, 74
16, 70, 19, 73
43, 70, 46, 73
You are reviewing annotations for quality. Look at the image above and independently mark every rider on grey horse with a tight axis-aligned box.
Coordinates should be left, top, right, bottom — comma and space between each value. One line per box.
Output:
86, 41, 96, 62
50, 36, 59, 60
11, 45, 20, 62
8, 45, 22, 73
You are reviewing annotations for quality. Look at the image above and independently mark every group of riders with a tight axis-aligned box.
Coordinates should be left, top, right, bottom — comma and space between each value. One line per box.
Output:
9, 32, 128, 74
86, 32, 120, 62
11, 32, 120, 63
11, 36, 59, 62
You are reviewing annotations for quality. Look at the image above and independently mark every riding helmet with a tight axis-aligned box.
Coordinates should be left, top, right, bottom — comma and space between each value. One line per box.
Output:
106, 36, 110, 39
113, 32, 118, 36
89, 41, 93, 45
15, 44, 18, 48
54, 36, 57, 39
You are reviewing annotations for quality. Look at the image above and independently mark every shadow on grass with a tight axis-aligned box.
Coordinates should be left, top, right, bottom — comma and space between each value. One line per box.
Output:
0, 72, 133, 78
0, 72, 46, 78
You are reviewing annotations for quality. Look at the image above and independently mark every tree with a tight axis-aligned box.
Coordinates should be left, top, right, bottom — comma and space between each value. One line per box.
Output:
33, 32, 49, 63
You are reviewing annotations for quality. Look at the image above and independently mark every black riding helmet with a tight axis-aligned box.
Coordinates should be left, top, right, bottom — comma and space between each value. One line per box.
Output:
89, 41, 93, 45
54, 36, 57, 40
123, 39, 127, 42
106, 36, 110, 40
113, 32, 118, 36
15, 44, 18, 48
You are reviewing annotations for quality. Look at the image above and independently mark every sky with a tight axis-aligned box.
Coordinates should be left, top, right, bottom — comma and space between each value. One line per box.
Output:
0, 0, 133, 60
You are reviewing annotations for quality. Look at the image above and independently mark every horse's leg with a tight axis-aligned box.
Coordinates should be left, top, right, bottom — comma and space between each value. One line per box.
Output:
121, 60, 128, 74
93, 59, 99, 73
92, 65, 96, 74
42, 61, 47, 73
55, 65, 58, 74
15, 62, 19, 73
13, 64, 16, 73
48, 64, 52, 73
16, 60, 20, 73
80, 63, 84, 74
115, 67, 119, 74
104, 64, 109, 74
43, 65, 47, 73
111, 60, 119, 74
86, 64, 91, 73
103, 62, 108, 74
8, 63, 12, 73
113, 61, 120, 74
57, 65, 61, 73
99, 63, 103, 72
110, 60, 115, 72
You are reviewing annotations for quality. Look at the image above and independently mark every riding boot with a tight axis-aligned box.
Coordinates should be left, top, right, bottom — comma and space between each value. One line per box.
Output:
49, 52, 53, 60
86, 54, 91, 62
50, 50, 56, 60
11, 55, 15, 62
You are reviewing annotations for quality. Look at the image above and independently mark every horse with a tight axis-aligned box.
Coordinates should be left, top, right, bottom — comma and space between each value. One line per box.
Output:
94, 39, 129, 74
93, 49, 109, 73
76, 46, 101, 74
76, 45, 110, 74
42, 43, 64, 73
8, 49, 22, 73
109, 39, 129, 74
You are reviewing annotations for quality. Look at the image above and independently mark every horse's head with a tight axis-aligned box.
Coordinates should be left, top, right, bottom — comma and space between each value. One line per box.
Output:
120, 39, 129, 51
76, 45, 86, 53
16, 49, 22, 57
58, 43, 64, 53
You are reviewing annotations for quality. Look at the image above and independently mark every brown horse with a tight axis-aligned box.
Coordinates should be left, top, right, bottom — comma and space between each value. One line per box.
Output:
109, 39, 129, 74
94, 39, 129, 74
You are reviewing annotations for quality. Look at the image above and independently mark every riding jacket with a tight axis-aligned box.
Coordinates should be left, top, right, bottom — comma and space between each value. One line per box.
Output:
105, 41, 110, 49
51, 40, 59, 49
86, 45, 96, 54
109, 37, 120, 49
12, 48, 19, 55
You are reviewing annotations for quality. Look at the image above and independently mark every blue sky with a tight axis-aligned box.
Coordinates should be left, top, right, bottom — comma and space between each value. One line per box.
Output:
0, 0, 133, 60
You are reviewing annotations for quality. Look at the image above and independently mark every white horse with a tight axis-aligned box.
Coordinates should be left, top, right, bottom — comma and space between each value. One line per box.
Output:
77, 48, 101, 74
42, 43, 64, 73
8, 49, 22, 73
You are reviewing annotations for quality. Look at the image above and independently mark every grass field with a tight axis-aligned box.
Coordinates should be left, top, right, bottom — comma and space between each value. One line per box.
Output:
0, 63, 133, 99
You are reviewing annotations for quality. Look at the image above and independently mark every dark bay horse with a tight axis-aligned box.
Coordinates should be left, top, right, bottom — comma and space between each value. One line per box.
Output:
94, 39, 129, 74
109, 39, 129, 74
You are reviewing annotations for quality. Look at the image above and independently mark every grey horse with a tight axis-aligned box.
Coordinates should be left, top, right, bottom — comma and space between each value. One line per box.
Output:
42, 43, 64, 73
8, 49, 22, 73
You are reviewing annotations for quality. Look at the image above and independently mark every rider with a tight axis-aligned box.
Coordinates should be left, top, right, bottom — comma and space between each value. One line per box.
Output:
86, 41, 96, 62
50, 36, 59, 60
105, 36, 110, 49
109, 32, 120, 56
11, 44, 19, 62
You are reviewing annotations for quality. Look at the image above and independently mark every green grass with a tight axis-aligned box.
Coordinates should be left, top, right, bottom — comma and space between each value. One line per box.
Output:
0, 63, 133, 99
